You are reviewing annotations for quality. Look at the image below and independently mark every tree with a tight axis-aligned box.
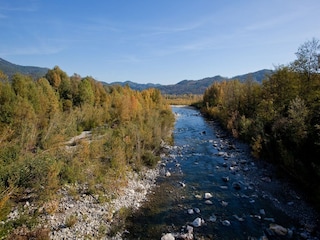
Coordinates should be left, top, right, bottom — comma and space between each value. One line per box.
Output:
287, 97, 309, 145
78, 78, 94, 106
0, 70, 8, 82
292, 38, 320, 78
291, 38, 320, 95
45, 66, 69, 90
262, 66, 299, 113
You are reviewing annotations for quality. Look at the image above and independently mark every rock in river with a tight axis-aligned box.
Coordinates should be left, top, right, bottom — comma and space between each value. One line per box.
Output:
161, 233, 175, 240
232, 182, 241, 190
222, 176, 230, 182
269, 223, 288, 236
187, 209, 194, 215
192, 217, 204, 227
204, 192, 213, 199
221, 220, 231, 226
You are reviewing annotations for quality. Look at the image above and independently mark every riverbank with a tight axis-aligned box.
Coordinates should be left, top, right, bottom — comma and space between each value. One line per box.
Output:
44, 167, 159, 239
3, 166, 159, 240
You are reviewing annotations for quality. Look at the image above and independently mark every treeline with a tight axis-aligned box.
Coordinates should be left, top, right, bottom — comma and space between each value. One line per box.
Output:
164, 94, 203, 106
0, 66, 174, 234
202, 38, 320, 205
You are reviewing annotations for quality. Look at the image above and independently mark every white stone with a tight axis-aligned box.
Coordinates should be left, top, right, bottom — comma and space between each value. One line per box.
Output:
222, 220, 231, 226
187, 209, 194, 214
161, 233, 175, 240
192, 217, 204, 227
204, 192, 213, 199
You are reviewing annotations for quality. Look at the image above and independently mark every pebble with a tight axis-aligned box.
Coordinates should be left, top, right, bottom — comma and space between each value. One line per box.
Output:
187, 209, 194, 214
233, 214, 244, 222
221, 220, 231, 226
221, 201, 228, 207
222, 176, 230, 182
161, 233, 175, 240
194, 208, 201, 214
269, 223, 288, 236
192, 217, 204, 227
209, 214, 217, 222
37, 168, 159, 239
204, 192, 213, 199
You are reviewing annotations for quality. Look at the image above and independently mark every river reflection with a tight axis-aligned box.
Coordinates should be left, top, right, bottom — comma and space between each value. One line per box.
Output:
124, 106, 319, 240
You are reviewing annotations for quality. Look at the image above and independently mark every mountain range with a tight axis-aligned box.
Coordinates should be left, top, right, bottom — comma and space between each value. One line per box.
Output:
108, 69, 273, 94
0, 57, 272, 95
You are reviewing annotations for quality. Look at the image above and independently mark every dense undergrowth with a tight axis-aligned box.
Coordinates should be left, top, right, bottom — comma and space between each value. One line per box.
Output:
0, 67, 175, 238
201, 39, 320, 208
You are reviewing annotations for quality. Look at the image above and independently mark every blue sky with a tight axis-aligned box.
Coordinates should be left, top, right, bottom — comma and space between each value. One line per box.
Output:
1, 0, 319, 84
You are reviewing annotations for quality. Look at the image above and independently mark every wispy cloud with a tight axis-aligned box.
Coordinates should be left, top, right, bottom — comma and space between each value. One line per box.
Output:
0, 0, 38, 12
140, 16, 213, 38
146, 20, 206, 36
0, 46, 63, 57
243, 8, 303, 32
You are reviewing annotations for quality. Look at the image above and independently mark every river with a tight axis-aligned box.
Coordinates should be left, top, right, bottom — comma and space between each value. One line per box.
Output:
123, 106, 319, 240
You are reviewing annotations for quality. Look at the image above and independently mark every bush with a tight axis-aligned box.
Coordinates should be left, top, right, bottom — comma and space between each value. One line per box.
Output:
142, 151, 160, 167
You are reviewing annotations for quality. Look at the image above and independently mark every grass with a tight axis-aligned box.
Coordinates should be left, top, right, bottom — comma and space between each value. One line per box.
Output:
65, 214, 78, 228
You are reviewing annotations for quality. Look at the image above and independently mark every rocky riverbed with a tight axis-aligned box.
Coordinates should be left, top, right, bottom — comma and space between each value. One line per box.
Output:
124, 106, 320, 240
3, 167, 159, 239
44, 168, 159, 239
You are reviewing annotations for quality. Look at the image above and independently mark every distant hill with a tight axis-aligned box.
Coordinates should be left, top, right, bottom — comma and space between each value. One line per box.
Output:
0, 57, 273, 95
108, 69, 273, 95
157, 75, 226, 95
109, 81, 163, 91
231, 69, 273, 83
0, 58, 49, 80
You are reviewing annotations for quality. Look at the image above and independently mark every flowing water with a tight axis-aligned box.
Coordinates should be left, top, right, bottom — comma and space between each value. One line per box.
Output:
123, 106, 319, 239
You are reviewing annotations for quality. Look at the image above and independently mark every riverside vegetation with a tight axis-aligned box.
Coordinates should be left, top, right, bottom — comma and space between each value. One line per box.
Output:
0, 67, 174, 239
201, 38, 320, 208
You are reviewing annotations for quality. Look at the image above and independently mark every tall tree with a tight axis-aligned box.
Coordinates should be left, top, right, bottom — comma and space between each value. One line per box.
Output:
291, 38, 320, 97
292, 38, 320, 79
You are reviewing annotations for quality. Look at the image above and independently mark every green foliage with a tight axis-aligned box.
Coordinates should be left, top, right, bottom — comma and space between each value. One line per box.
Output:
201, 38, 320, 205
0, 66, 175, 238
142, 151, 160, 167
78, 78, 95, 106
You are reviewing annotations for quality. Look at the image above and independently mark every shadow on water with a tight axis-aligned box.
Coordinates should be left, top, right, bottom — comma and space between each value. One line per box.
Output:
123, 106, 320, 240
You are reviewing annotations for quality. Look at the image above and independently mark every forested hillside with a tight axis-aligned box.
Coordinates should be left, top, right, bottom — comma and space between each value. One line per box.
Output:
0, 58, 48, 80
201, 38, 320, 206
0, 67, 174, 238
